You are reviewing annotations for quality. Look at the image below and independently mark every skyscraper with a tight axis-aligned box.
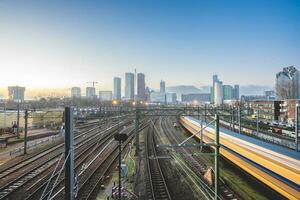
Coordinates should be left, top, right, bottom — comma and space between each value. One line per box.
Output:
113, 77, 121, 100
223, 85, 233, 100
160, 80, 166, 93
71, 87, 81, 98
8, 86, 25, 101
233, 84, 240, 100
86, 87, 96, 98
125, 72, 135, 100
214, 81, 223, 105
275, 66, 300, 100
211, 74, 219, 103
137, 73, 146, 100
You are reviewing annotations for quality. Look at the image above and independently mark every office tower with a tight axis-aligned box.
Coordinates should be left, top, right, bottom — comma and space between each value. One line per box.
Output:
160, 80, 166, 93
86, 87, 96, 98
125, 72, 135, 100
223, 85, 234, 100
211, 74, 219, 103
137, 73, 146, 100
275, 66, 300, 100
71, 87, 81, 98
214, 81, 223, 105
8, 86, 25, 101
99, 91, 112, 101
113, 77, 121, 100
233, 84, 240, 100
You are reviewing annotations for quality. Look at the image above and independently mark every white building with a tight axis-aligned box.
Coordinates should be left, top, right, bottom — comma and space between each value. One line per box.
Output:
214, 81, 223, 105
113, 77, 121, 100
125, 72, 134, 100
71, 87, 81, 98
99, 91, 112, 101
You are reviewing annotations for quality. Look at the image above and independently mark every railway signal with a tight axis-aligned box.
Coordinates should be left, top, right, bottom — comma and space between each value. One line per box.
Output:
114, 128, 128, 200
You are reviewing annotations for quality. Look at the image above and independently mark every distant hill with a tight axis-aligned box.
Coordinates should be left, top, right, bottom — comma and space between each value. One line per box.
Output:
166, 85, 208, 101
240, 85, 273, 96
167, 85, 203, 94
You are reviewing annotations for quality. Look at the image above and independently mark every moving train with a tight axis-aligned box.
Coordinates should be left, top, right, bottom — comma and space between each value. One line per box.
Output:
180, 116, 300, 200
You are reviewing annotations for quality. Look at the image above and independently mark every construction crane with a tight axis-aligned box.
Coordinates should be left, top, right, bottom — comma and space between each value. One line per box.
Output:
86, 81, 98, 88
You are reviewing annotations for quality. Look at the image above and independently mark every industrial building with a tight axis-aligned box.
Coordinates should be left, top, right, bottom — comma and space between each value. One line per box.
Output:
99, 91, 113, 101
181, 93, 211, 103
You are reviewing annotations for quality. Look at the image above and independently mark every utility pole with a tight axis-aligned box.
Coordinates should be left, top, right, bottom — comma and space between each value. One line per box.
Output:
238, 106, 241, 134
231, 107, 234, 131
17, 102, 20, 138
214, 114, 220, 200
135, 104, 140, 155
24, 109, 28, 154
204, 104, 207, 123
295, 104, 299, 152
118, 140, 122, 200
3, 101, 6, 128
256, 104, 260, 135
65, 107, 75, 200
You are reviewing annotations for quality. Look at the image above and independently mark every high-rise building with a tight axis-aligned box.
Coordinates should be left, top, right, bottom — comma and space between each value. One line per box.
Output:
233, 84, 240, 100
223, 85, 234, 100
113, 77, 121, 100
71, 87, 81, 98
137, 73, 146, 100
8, 86, 25, 101
160, 80, 166, 93
86, 87, 96, 98
211, 75, 219, 103
99, 91, 112, 101
214, 81, 223, 105
275, 66, 300, 100
125, 72, 135, 100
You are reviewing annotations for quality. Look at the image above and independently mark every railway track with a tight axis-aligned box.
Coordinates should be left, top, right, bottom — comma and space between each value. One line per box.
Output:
161, 116, 239, 200
43, 120, 149, 200
0, 119, 131, 200
146, 119, 171, 200
0, 119, 108, 179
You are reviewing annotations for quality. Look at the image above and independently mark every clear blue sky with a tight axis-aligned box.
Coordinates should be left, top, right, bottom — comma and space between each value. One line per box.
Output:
0, 0, 299, 90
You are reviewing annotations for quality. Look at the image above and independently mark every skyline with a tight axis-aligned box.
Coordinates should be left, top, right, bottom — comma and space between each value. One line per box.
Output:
1, 0, 300, 88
